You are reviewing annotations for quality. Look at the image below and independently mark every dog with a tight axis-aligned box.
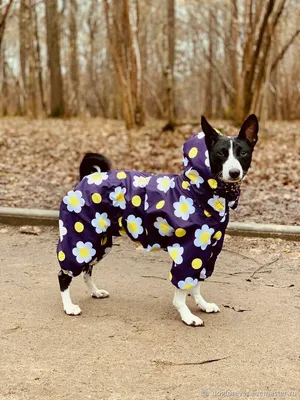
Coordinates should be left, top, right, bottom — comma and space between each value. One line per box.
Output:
57, 115, 258, 326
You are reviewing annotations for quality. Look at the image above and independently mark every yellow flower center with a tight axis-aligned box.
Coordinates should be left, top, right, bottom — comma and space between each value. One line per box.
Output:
169, 249, 179, 261
179, 201, 189, 214
116, 192, 125, 203
214, 200, 224, 211
187, 172, 198, 183
200, 232, 210, 244
128, 221, 138, 233
183, 283, 194, 290
162, 179, 169, 188
69, 196, 79, 207
79, 248, 89, 259
160, 222, 170, 233
92, 173, 102, 181
98, 218, 107, 229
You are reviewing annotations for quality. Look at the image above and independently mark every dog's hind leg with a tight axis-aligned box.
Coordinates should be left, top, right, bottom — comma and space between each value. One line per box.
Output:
58, 270, 82, 316
83, 265, 109, 299
173, 289, 204, 326
190, 282, 220, 313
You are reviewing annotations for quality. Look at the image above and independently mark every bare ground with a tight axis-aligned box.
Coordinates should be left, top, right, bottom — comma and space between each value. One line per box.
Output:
0, 117, 300, 225
0, 226, 299, 400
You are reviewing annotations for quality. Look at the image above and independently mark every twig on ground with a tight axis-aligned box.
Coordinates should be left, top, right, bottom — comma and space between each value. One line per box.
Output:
223, 304, 251, 312
250, 254, 281, 279
223, 249, 261, 265
152, 356, 229, 366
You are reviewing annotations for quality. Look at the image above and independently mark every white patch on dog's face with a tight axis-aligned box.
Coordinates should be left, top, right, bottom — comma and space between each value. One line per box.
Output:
222, 140, 243, 182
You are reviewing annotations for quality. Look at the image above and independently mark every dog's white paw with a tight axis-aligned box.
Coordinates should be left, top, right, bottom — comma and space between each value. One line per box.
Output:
92, 289, 109, 299
199, 302, 220, 313
64, 304, 82, 316
182, 314, 204, 327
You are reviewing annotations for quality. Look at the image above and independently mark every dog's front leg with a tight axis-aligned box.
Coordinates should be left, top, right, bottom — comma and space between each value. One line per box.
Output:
190, 282, 220, 313
58, 270, 82, 316
173, 289, 204, 326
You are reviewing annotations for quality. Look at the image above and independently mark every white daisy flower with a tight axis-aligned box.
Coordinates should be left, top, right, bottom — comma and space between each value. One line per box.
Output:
144, 194, 149, 211
182, 157, 189, 167
154, 217, 174, 237
157, 176, 175, 193
146, 243, 161, 252
173, 195, 195, 221
194, 224, 215, 250
133, 175, 151, 188
59, 220, 67, 242
167, 243, 184, 265
205, 150, 210, 167
109, 186, 126, 209
185, 168, 204, 188
72, 241, 96, 264
87, 171, 108, 185
200, 268, 207, 280
197, 131, 205, 139
126, 215, 144, 239
63, 190, 85, 213
178, 277, 198, 290
91, 212, 111, 234
207, 195, 226, 216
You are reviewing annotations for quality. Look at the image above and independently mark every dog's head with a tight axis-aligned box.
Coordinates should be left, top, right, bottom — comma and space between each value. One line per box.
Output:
201, 115, 259, 183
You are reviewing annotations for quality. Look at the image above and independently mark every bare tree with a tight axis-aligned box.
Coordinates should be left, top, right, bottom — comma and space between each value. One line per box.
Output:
166, 0, 175, 125
0, 0, 13, 51
103, 0, 144, 129
45, 0, 64, 117
68, 0, 79, 115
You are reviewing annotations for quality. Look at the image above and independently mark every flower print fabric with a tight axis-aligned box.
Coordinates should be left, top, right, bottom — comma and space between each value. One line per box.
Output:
57, 133, 240, 288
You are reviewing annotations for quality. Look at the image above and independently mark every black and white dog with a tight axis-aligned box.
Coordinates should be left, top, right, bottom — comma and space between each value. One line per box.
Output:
58, 115, 258, 326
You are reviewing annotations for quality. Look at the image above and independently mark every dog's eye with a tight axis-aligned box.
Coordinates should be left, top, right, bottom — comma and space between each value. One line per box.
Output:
240, 150, 248, 156
217, 150, 225, 157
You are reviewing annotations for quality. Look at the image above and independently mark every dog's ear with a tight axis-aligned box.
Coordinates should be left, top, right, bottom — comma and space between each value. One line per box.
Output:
238, 114, 259, 146
201, 115, 219, 150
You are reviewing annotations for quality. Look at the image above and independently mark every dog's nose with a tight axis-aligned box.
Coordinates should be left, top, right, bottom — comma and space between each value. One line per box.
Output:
229, 169, 240, 179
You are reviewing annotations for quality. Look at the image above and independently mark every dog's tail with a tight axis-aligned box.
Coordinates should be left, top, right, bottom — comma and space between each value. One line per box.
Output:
79, 153, 111, 180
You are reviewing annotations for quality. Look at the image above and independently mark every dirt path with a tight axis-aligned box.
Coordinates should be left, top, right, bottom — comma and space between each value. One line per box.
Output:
0, 226, 299, 400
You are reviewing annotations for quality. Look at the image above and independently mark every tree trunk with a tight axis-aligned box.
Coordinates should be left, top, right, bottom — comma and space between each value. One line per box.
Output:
45, 0, 64, 117
19, 0, 29, 115
68, 0, 79, 115
204, 7, 214, 118
166, 0, 175, 124
103, 0, 144, 129
32, 3, 46, 113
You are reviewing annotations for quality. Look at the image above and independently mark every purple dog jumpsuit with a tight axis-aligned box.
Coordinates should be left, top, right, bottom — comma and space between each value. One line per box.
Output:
57, 132, 240, 290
